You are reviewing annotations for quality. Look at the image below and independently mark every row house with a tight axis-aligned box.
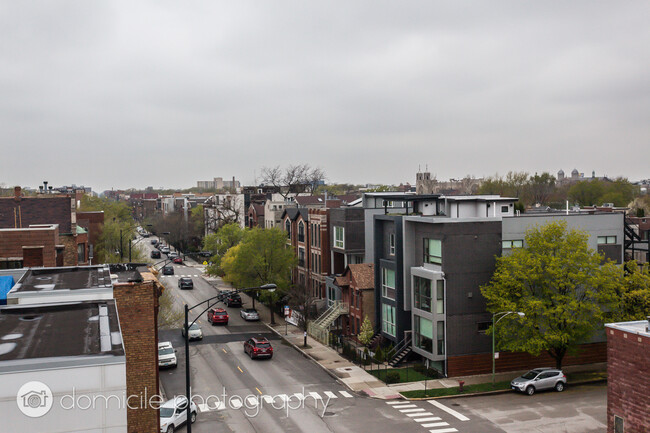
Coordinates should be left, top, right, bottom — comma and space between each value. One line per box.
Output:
0, 187, 93, 268
247, 203, 265, 228
334, 263, 375, 338
372, 193, 624, 377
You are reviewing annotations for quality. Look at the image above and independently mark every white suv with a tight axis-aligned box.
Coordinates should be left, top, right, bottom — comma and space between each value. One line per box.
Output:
158, 342, 177, 369
160, 396, 197, 433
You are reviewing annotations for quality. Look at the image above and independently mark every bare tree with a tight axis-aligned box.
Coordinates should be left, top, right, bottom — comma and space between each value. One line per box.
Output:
261, 164, 325, 200
204, 194, 244, 234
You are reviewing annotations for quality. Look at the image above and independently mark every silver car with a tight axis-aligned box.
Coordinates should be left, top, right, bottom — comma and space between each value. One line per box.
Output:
181, 323, 203, 341
511, 368, 566, 395
240, 308, 260, 321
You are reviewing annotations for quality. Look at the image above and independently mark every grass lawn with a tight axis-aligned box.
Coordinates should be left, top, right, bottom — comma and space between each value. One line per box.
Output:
400, 370, 608, 398
368, 367, 436, 383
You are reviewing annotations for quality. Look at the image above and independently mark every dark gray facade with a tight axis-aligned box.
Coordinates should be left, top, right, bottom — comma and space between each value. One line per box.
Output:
329, 207, 366, 274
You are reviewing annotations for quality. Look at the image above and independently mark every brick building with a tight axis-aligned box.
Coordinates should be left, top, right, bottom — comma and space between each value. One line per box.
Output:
0, 224, 64, 268
0, 187, 89, 267
247, 203, 265, 228
335, 263, 375, 337
605, 319, 650, 433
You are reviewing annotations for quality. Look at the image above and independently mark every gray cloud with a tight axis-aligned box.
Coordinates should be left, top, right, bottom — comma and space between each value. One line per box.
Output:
1, 1, 648, 191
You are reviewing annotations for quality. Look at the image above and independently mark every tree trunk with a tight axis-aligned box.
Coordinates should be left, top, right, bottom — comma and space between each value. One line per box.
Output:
270, 308, 276, 325
548, 347, 567, 370
252, 296, 255, 309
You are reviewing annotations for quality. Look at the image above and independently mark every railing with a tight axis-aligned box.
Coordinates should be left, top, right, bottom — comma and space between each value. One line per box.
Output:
389, 331, 412, 362
308, 301, 349, 343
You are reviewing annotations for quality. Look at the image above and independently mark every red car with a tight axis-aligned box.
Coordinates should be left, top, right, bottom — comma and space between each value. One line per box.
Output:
244, 337, 273, 359
173, 256, 183, 264
207, 308, 228, 325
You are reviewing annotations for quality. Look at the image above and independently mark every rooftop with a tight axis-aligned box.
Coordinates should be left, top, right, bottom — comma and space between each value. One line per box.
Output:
10, 265, 112, 293
0, 300, 125, 373
606, 320, 650, 339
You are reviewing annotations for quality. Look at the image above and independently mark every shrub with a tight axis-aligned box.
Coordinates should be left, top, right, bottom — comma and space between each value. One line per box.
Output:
413, 363, 426, 373
374, 346, 385, 363
385, 371, 401, 384
385, 343, 395, 359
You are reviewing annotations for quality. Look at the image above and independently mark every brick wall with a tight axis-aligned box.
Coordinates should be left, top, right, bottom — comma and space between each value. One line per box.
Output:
76, 211, 104, 253
113, 276, 161, 433
0, 195, 73, 233
59, 234, 78, 266
607, 327, 650, 433
0, 226, 60, 267
22, 246, 44, 267
447, 342, 607, 377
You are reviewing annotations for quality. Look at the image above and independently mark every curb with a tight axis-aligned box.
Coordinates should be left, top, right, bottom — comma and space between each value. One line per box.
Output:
399, 378, 607, 401
263, 322, 355, 393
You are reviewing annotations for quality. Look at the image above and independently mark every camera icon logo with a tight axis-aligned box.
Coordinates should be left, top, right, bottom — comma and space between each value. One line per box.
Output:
16, 381, 53, 418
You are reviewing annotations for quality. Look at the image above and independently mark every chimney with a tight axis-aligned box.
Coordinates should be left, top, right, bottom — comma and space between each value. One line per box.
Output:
14, 186, 21, 201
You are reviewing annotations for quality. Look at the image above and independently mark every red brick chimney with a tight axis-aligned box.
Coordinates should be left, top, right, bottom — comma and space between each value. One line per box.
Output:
14, 186, 21, 201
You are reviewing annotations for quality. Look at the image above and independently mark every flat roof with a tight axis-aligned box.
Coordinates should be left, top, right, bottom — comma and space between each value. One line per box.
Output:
0, 300, 125, 373
606, 320, 650, 339
11, 265, 112, 293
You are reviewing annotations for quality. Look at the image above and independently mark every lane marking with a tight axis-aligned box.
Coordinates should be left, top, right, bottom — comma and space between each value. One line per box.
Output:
222, 348, 227, 353
414, 417, 441, 422
393, 404, 417, 409
339, 390, 353, 398
256, 387, 262, 395
427, 429, 457, 433
428, 400, 470, 421
407, 411, 433, 417
324, 391, 337, 399
422, 422, 450, 428
401, 408, 426, 413
237, 366, 243, 373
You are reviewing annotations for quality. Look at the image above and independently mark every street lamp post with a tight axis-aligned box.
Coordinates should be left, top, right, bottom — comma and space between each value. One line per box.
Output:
183, 283, 277, 433
492, 311, 525, 385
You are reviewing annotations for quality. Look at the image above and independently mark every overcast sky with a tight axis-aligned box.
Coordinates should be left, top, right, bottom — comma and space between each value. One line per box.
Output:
2, 1, 648, 193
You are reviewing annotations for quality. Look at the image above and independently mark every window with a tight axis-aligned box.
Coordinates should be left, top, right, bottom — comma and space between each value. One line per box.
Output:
382, 303, 396, 336
285, 219, 291, 237
501, 205, 509, 213
477, 322, 491, 334
382, 268, 396, 300
317, 224, 321, 247
334, 226, 344, 249
597, 236, 617, 244
298, 222, 305, 243
424, 239, 442, 265
502, 240, 523, 249
389, 233, 395, 255
77, 243, 85, 263
413, 276, 432, 312
414, 316, 433, 353
437, 321, 445, 355
298, 248, 305, 267
614, 415, 624, 433
436, 280, 445, 314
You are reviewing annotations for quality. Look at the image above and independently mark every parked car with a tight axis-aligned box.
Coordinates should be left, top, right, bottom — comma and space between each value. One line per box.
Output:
151, 250, 161, 259
158, 342, 177, 368
161, 247, 170, 255
151, 239, 159, 246
207, 308, 229, 325
511, 368, 567, 395
198, 251, 212, 257
240, 308, 260, 321
181, 322, 203, 341
168, 252, 178, 259
225, 293, 242, 307
159, 396, 197, 433
173, 256, 183, 264
162, 265, 174, 275
243, 337, 273, 359
142, 232, 150, 238
178, 277, 193, 290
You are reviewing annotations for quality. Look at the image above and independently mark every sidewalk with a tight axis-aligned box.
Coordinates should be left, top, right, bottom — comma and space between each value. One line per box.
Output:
199, 274, 606, 400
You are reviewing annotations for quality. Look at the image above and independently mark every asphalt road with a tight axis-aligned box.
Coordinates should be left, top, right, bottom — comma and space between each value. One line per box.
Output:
138, 237, 607, 433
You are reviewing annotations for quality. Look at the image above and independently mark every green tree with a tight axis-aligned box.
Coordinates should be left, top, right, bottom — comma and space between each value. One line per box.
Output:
358, 315, 374, 346
480, 220, 620, 369
220, 227, 296, 324
203, 223, 246, 275
528, 172, 556, 205
613, 261, 650, 321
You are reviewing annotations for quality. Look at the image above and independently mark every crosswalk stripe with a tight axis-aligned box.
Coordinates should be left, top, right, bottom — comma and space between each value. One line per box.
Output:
276, 394, 289, 402
339, 390, 353, 398
407, 411, 433, 417
324, 391, 338, 399
422, 422, 449, 428
385, 400, 405, 405
262, 395, 274, 404
428, 400, 470, 421
393, 404, 417, 409
400, 408, 425, 413
230, 398, 242, 409
308, 392, 322, 400
414, 417, 441, 422
247, 397, 258, 406
427, 429, 457, 433
293, 393, 305, 400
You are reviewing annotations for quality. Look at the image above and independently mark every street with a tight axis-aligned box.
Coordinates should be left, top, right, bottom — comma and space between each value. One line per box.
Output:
143, 239, 607, 433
